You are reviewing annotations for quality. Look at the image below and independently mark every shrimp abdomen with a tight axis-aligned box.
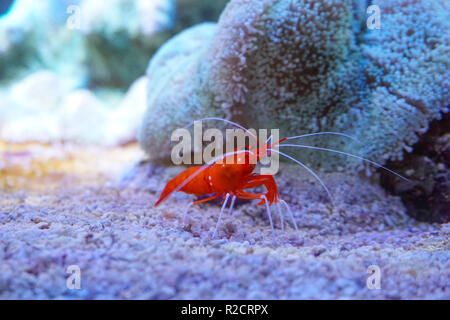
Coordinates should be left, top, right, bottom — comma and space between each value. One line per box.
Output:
154, 166, 212, 206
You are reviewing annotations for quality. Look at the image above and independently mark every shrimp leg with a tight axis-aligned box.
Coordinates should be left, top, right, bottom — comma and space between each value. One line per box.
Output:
193, 193, 221, 205
241, 175, 280, 205
261, 195, 276, 243
212, 193, 230, 240
182, 194, 221, 226
228, 195, 237, 216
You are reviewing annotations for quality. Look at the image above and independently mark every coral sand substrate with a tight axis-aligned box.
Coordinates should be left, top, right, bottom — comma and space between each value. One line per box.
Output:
0, 144, 448, 299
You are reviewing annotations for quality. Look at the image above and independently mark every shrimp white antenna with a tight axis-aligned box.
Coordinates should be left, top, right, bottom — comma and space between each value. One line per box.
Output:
280, 199, 299, 232
162, 117, 258, 150
184, 117, 258, 140
284, 132, 360, 143
268, 148, 334, 205
228, 195, 237, 216
278, 144, 409, 182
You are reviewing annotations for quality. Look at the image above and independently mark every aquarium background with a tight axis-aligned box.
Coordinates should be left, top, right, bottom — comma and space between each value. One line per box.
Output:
0, 0, 448, 300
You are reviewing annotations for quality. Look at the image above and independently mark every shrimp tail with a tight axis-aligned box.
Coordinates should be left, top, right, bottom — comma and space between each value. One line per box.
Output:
154, 177, 181, 207
154, 166, 210, 207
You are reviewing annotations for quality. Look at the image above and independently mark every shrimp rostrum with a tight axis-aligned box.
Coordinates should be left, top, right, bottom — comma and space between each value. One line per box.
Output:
154, 118, 408, 242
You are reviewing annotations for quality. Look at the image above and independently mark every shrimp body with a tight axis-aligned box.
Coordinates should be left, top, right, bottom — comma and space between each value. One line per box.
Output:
154, 145, 278, 207
152, 117, 408, 241
154, 166, 213, 206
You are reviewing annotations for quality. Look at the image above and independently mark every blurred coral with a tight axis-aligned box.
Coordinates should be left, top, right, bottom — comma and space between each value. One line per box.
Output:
0, 72, 147, 145
0, 0, 231, 146
0, 0, 175, 88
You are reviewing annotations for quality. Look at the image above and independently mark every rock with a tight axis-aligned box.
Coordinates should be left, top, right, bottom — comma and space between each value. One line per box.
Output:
0, 71, 76, 143
58, 90, 110, 144
9, 70, 75, 111
107, 76, 149, 145
139, 0, 449, 173
56, 82, 148, 146
138, 23, 221, 159
381, 113, 450, 223
0, 72, 148, 146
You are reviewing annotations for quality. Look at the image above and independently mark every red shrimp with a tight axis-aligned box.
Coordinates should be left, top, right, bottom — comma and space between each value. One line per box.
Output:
154, 118, 409, 241
154, 143, 280, 207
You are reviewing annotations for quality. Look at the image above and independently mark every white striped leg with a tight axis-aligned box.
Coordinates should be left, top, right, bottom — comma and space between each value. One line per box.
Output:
280, 199, 298, 232
261, 195, 276, 243
228, 195, 237, 216
182, 201, 194, 226
276, 202, 285, 232
212, 193, 230, 240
